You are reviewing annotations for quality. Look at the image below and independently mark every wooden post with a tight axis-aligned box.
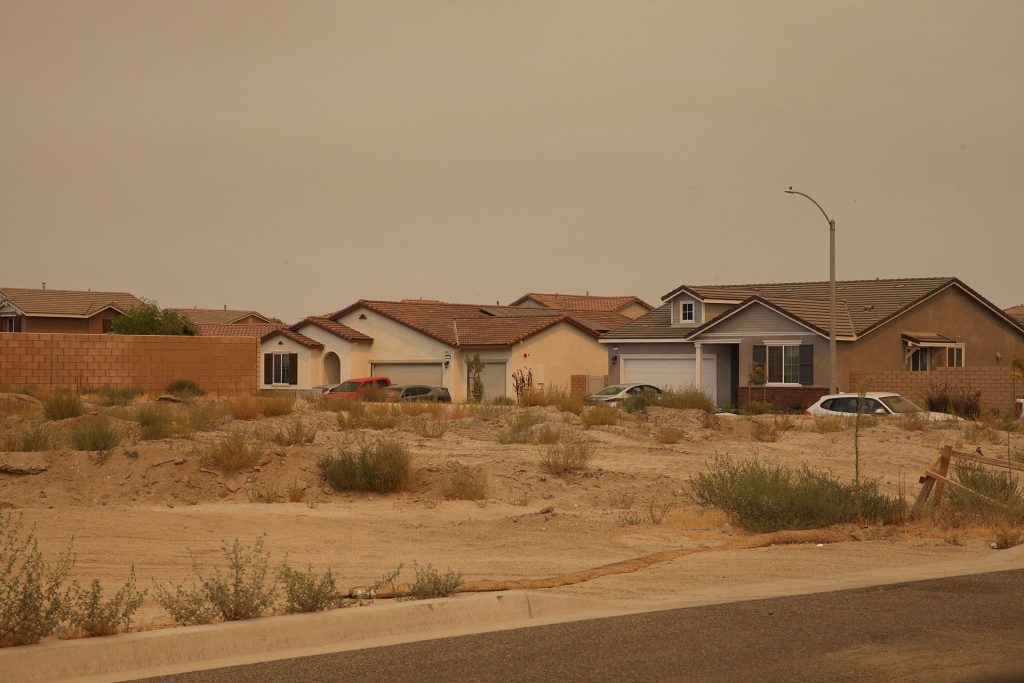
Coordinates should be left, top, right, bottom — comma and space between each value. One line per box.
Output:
931, 445, 953, 514
912, 449, 947, 519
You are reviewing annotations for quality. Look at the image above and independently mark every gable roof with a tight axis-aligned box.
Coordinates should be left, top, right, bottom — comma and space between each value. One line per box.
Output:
0, 287, 143, 318
171, 308, 276, 325
261, 327, 323, 349
608, 277, 1024, 342
510, 292, 653, 313
291, 317, 374, 344
330, 299, 600, 348
198, 323, 282, 338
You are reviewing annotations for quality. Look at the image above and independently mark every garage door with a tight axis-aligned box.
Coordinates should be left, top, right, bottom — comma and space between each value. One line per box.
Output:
371, 363, 444, 387
480, 362, 506, 400
621, 355, 717, 404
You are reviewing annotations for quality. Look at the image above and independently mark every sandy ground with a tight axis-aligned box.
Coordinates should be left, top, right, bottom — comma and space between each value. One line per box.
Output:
0, 396, 1016, 628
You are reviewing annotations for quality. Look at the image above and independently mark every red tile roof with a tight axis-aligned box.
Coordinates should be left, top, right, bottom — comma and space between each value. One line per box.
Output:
198, 323, 282, 338
261, 327, 323, 349
0, 287, 143, 317
510, 292, 653, 312
292, 317, 373, 344
170, 308, 275, 324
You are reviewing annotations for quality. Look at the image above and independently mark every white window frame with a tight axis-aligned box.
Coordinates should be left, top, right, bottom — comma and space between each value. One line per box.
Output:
270, 352, 293, 385
908, 348, 930, 372
680, 301, 694, 322
946, 346, 965, 368
764, 342, 802, 386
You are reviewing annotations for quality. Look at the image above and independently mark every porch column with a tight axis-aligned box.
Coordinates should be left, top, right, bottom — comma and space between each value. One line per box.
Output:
694, 342, 703, 393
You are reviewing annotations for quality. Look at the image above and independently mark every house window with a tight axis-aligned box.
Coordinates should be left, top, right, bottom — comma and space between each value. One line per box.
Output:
680, 301, 694, 322
908, 349, 930, 372
947, 347, 963, 367
102, 319, 114, 333
766, 344, 801, 384
264, 352, 298, 385
0, 317, 15, 332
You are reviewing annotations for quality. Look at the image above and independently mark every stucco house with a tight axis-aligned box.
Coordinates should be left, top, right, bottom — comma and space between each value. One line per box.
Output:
0, 286, 144, 333
601, 277, 1024, 409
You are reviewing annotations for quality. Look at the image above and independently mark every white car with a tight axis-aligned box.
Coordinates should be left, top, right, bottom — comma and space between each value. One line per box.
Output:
585, 383, 662, 406
806, 392, 961, 421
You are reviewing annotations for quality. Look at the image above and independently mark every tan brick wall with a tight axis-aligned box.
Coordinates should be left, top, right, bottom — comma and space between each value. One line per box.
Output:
849, 367, 1023, 414
0, 333, 257, 396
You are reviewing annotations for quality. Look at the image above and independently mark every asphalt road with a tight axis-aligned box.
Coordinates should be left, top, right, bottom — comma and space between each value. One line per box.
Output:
140, 570, 1024, 683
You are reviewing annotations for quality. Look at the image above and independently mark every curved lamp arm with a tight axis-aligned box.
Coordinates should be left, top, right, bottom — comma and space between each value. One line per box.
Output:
785, 187, 832, 225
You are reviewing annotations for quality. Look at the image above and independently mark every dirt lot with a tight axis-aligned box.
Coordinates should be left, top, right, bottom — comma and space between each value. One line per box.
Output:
0, 394, 1016, 627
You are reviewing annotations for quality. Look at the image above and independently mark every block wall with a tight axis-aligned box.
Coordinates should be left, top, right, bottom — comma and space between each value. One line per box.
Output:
849, 367, 1023, 415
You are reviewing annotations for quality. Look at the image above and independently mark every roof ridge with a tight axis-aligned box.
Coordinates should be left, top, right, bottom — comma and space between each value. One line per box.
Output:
692, 276, 955, 289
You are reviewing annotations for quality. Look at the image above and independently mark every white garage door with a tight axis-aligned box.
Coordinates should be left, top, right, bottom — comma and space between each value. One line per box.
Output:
621, 355, 717, 404
371, 363, 444, 386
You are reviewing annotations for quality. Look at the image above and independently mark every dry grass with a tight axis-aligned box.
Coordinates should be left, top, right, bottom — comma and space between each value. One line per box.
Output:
897, 412, 928, 432
540, 433, 594, 474
0, 396, 34, 417
338, 403, 402, 430
700, 411, 721, 430
750, 418, 779, 443
534, 424, 562, 445
286, 481, 306, 503
201, 431, 265, 472
812, 415, 847, 433
398, 402, 444, 418
269, 420, 317, 446
964, 423, 1005, 446
2, 424, 55, 452
229, 397, 262, 421
581, 405, 618, 427
412, 416, 448, 439
654, 427, 683, 444
246, 483, 282, 503
770, 415, 797, 432
42, 391, 84, 421
259, 395, 295, 417
497, 412, 544, 444
68, 417, 121, 451
441, 465, 487, 500
519, 387, 584, 415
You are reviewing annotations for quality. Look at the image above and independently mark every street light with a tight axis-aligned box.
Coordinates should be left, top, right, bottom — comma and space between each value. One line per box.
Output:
785, 187, 837, 394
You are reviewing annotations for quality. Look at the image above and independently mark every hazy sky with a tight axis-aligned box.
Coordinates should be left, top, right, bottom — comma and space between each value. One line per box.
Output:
2, 1, 1022, 322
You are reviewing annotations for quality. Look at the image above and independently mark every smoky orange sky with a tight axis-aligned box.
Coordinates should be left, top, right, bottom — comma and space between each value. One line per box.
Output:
2, 1, 1022, 322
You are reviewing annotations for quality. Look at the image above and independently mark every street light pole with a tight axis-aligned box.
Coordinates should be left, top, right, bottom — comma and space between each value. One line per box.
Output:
785, 187, 838, 394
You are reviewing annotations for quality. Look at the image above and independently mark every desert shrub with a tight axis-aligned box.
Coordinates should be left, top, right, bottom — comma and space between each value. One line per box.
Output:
413, 416, 448, 439
490, 395, 517, 406
229, 396, 261, 421
647, 497, 674, 524
742, 400, 773, 415
655, 427, 682, 444
259, 395, 295, 417
658, 388, 714, 412
941, 463, 1023, 526
991, 526, 1024, 549
497, 412, 544, 444
896, 412, 928, 431
43, 390, 83, 421
270, 420, 317, 446
182, 402, 225, 432
964, 423, 1005, 446
135, 404, 175, 440
278, 564, 339, 613
581, 405, 618, 427
69, 417, 121, 451
441, 465, 487, 500
540, 433, 594, 474
63, 570, 146, 637
246, 483, 282, 503
925, 384, 982, 420
398, 402, 443, 418
97, 385, 141, 407
0, 511, 73, 647
286, 481, 306, 502
700, 411, 721, 430
813, 415, 846, 434
358, 384, 388, 403
691, 456, 906, 532
3, 424, 55, 452
750, 419, 779, 443
338, 404, 401, 430
166, 379, 204, 400
201, 430, 265, 472
318, 437, 410, 493
771, 415, 796, 432
519, 387, 583, 414
409, 563, 462, 599
621, 392, 655, 413
155, 538, 277, 625
534, 424, 562, 445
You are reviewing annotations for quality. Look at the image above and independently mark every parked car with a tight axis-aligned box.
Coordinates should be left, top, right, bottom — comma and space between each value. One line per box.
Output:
313, 383, 342, 394
383, 385, 452, 403
325, 376, 392, 399
586, 383, 662, 406
806, 392, 961, 421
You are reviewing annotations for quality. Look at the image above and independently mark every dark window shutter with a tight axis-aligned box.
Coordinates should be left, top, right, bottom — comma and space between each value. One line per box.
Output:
13, 317, 22, 332
263, 354, 273, 385
799, 345, 814, 385
752, 345, 766, 384
288, 353, 298, 385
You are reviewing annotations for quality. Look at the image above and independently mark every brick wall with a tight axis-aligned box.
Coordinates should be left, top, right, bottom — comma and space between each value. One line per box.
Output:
738, 386, 830, 410
0, 333, 257, 395
849, 367, 1023, 414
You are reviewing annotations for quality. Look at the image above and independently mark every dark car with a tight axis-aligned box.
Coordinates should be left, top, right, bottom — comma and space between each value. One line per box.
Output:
383, 385, 452, 403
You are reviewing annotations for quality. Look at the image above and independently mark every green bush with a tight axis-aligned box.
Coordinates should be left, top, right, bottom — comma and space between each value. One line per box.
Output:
3, 424, 55, 452
64, 569, 146, 637
278, 564, 340, 613
43, 390, 84, 421
540, 433, 594, 474
0, 511, 73, 647
98, 385, 141, 407
318, 437, 411, 493
135, 404, 175, 440
111, 301, 198, 336
691, 456, 906, 532
69, 417, 121, 451
622, 392, 659, 413
409, 563, 462, 599
166, 379, 205, 400
155, 538, 277, 625
942, 463, 1023, 526
497, 412, 543, 444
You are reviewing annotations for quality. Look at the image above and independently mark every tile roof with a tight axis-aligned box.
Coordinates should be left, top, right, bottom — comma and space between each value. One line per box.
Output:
0, 287, 143, 317
198, 323, 282, 338
1006, 305, 1024, 325
292, 317, 374, 344
331, 300, 600, 348
170, 308, 275, 325
511, 292, 653, 312
261, 327, 323, 349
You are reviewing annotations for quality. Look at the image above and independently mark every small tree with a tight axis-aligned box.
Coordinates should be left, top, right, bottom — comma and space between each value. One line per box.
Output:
512, 368, 533, 401
110, 300, 198, 336
466, 354, 485, 403
747, 363, 766, 406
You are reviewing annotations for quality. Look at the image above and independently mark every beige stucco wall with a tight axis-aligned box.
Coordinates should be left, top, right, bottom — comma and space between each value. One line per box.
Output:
836, 285, 1024, 390
291, 323, 368, 385
510, 323, 607, 396
260, 335, 317, 390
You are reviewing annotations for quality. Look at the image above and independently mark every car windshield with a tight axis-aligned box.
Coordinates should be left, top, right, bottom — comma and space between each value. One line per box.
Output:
595, 386, 626, 396
383, 387, 402, 396
334, 381, 361, 392
879, 395, 924, 414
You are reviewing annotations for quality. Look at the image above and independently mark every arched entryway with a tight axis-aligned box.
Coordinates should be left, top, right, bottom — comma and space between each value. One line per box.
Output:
323, 352, 341, 385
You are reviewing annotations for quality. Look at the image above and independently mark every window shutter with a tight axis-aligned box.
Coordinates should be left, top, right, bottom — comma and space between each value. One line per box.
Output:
799, 345, 814, 385
752, 345, 766, 385
263, 354, 273, 385
13, 317, 22, 332
288, 353, 298, 385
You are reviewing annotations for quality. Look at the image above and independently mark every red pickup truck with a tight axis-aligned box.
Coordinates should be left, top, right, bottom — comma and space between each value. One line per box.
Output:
325, 376, 392, 400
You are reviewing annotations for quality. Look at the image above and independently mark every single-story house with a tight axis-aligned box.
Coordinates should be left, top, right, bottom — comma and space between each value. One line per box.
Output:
0, 285, 144, 333
317, 298, 637, 401
600, 277, 1024, 409
510, 293, 653, 320
171, 307, 277, 325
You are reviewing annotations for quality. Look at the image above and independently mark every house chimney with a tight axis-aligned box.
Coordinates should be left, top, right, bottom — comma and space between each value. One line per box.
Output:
41, 282, 46, 290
